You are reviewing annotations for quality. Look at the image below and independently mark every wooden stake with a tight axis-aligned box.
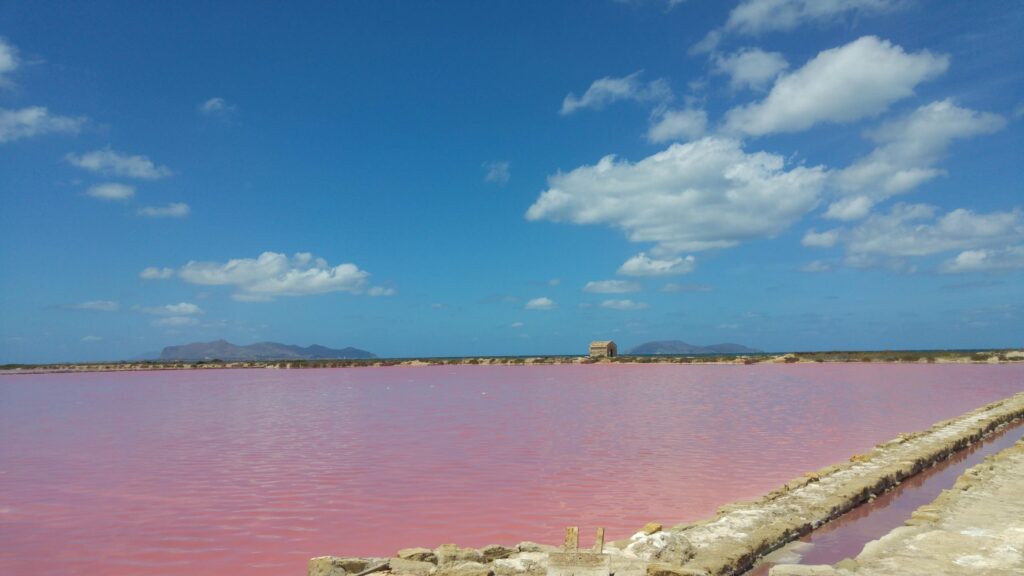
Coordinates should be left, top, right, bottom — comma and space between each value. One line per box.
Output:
593, 527, 605, 553
564, 526, 579, 551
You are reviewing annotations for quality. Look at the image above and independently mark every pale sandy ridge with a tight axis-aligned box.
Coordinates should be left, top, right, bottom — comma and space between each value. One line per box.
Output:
770, 437, 1024, 575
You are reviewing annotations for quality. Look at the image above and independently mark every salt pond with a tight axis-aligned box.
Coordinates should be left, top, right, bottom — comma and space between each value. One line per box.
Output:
1, 363, 1021, 575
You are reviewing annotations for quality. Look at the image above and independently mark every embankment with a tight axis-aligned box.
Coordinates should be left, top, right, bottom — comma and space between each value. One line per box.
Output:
309, 391, 1024, 576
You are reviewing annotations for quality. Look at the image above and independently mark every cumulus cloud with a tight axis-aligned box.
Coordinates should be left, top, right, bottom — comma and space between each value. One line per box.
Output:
75, 300, 119, 312
81, 335, 103, 342
483, 161, 510, 185
647, 108, 707, 143
560, 71, 671, 115
843, 204, 1023, 259
142, 302, 202, 316
86, 182, 135, 201
583, 280, 641, 293
600, 299, 649, 310
618, 253, 696, 276
198, 97, 235, 116
153, 316, 199, 328
0, 38, 20, 85
179, 251, 380, 301
939, 246, 1024, 273
138, 203, 190, 218
712, 48, 789, 91
827, 100, 1006, 219
66, 149, 172, 179
725, 0, 898, 35
0, 107, 85, 143
526, 137, 827, 253
368, 286, 396, 296
724, 36, 948, 136
525, 297, 556, 310
802, 228, 839, 247
140, 267, 174, 280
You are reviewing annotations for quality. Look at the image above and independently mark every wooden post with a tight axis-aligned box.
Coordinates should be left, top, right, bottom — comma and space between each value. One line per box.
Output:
564, 526, 579, 551
592, 527, 605, 553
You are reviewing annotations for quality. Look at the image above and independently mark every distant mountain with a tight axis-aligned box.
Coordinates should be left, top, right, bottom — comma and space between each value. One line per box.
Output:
159, 339, 376, 361
629, 340, 761, 355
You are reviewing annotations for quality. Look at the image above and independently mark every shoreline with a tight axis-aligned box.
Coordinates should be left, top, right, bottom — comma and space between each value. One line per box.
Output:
308, 392, 1024, 576
3, 349, 1023, 375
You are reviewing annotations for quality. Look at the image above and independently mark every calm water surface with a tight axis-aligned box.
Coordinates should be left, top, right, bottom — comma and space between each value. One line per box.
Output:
1, 363, 1022, 575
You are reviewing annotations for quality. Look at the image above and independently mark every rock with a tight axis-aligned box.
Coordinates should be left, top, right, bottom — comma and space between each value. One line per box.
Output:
436, 561, 492, 576
480, 544, 514, 562
390, 558, 438, 576
492, 552, 548, 576
626, 532, 693, 565
646, 563, 709, 576
435, 544, 484, 566
398, 548, 438, 564
309, 556, 348, 576
515, 542, 559, 554
641, 523, 663, 535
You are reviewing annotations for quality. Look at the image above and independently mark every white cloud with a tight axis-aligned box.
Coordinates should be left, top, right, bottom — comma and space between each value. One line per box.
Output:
844, 204, 1023, 258
724, 36, 948, 136
583, 280, 641, 293
65, 149, 172, 179
647, 108, 707, 143
600, 299, 649, 310
142, 302, 202, 316
527, 137, 827, 253
799, 260, 833, 273
802, 228, 839, 247
198, 97, 235, 116
179, 251, 375, 301
0, 38, 20, 85
548, 278, 561, 286
86, 182, 135, 201
618, 253, 696, 276
511, 321, 525, 328
483, 161, 510, 185
560, 71, 671, 115
75, 300, 119, 312
153, 316, 199, 328
939, 246, 1024, 273
139, 267, 174, 280
81, 335, 103, 342
525, 297, 556, 310
828, 100, 1006, 218
712, 48, 789, 91
368, 286, 396, 297
660, 283, 712, 292
139, 203, 190, 218
725, 0, 898, 35
0, 107, 85, 143
824, 195, 875, 221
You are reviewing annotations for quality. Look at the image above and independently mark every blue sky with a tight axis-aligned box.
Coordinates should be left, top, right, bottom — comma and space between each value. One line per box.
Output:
1, 0, 1022, 362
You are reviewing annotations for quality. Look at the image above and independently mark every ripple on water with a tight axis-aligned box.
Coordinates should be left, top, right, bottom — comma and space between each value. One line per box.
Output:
0, 363, 1021, 576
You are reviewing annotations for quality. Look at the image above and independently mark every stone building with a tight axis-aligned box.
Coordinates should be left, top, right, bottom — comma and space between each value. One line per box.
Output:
589, 340, 617, 358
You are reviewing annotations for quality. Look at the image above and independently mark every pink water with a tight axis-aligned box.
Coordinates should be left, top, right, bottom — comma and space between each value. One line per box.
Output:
1, 364, 1021, 576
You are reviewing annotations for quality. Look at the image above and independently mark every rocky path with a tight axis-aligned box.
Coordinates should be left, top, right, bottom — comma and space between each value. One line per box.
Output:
770, 436, 1024, 575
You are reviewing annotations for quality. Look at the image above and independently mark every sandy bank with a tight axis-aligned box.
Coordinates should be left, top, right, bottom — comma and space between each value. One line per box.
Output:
770, 437, 1024, 575
4, 349, 1023, 375
309, 392, 1024, 576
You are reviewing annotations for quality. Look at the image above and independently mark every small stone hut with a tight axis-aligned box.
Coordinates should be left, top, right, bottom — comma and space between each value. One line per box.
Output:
589, 340, 617, 358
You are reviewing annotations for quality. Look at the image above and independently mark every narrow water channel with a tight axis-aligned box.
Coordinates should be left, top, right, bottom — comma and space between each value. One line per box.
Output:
745, 421, 1024, 575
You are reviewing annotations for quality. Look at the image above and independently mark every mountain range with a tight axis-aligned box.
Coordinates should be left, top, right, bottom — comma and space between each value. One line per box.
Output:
158, 339, 376, 361
628, 340, 761, 355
